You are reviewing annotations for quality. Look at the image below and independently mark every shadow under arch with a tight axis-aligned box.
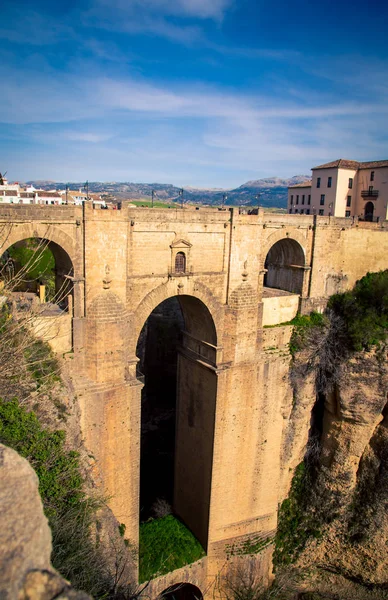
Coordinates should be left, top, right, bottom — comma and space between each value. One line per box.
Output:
0, 236, 75, 311
136, 293, 218, 551
264, 237, 305, 294
160, 583, 203, 600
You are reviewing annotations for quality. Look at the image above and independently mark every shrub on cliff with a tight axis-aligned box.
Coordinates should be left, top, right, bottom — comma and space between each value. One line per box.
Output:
0, 398, 113, 597
328, 269, 388, 351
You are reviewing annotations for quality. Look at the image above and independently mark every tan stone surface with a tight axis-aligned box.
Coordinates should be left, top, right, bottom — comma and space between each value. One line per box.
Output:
1, 205, 388, 588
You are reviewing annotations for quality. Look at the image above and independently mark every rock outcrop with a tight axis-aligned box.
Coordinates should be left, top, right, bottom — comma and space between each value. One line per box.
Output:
277, 345, 388, 598
0, 443, 91, 600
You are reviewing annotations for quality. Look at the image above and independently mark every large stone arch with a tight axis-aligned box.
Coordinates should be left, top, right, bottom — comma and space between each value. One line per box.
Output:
132, 279, 224, 358
134, 280, 223, 550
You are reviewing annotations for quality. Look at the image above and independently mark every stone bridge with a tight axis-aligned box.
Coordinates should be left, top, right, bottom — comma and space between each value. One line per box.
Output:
1, 203, 388, 591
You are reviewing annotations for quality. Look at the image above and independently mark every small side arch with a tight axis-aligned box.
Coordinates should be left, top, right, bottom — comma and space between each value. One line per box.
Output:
263, 237, 306, 294
160, 583, 203, 600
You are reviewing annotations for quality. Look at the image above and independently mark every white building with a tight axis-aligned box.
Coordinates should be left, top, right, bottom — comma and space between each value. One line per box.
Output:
288, 159, 388, 221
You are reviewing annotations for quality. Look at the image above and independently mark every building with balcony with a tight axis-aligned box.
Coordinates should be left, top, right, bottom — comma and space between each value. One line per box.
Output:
288, 159, 388, 221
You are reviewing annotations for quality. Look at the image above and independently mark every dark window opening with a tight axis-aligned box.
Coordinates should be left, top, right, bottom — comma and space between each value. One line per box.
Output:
306, 209, 310, 215
328, 176, 332, 188
319, 209, 324, 215
347, 195, 351, 207
317, 177, 321, 188
175, 252, 186, 273
345, 210, 351, 217
308, 195, 311, 205
296, 195, 299, 204
371, 171, 375, 181
320, 194, 325, 205
302, 195, 305, 204
349, 178, 353, 189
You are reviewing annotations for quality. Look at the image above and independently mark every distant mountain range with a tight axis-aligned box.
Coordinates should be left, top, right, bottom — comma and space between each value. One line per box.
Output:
25, 175, 311, 209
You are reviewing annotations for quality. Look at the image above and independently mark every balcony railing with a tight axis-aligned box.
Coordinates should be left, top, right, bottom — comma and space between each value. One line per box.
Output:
361, 190, 379, 198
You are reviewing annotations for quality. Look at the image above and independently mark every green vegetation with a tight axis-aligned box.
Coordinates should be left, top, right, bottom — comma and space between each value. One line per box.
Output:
328, 269, 388, 351
226, 535, 273, 557
24, 339, 61, 388
7, 239, 56, 299
139, 514, 205, 582
0, 398, 111, 596
129, 198, 176, 208
273, 463, 321, 567
288, 312, 326, 356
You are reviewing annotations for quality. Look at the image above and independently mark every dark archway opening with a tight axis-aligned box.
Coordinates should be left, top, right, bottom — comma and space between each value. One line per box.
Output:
137, 296, 184, 520
161, 583, 203, 600
264, 238, 305, 294
364, 202, 374, 222
0, 238, 74, 312
136, 294, 217, 552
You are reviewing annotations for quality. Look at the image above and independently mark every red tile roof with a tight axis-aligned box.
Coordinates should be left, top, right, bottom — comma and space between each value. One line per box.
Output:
358, 160, 388, 169
312, 159, 360, 170
36, 191, 61, 198
288, 181, 312, 188
312, 158, 388, 170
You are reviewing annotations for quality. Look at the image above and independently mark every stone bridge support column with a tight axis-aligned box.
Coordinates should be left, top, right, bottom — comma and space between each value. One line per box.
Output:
205, 281, 274, 590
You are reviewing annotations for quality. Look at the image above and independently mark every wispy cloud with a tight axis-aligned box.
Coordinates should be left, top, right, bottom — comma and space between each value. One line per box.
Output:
91, 0, 234, 21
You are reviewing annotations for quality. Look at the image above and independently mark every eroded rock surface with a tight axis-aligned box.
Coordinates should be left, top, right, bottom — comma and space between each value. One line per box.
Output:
0, 444, 91, 600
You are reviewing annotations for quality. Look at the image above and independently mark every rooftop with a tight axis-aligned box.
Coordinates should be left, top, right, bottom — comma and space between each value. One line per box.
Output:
312, 158, 388, 170
288, 181, 312, 188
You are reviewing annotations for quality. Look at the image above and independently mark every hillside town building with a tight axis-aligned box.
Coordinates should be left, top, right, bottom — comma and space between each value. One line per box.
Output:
288, 159, 388, 221
0, 175, 106, 207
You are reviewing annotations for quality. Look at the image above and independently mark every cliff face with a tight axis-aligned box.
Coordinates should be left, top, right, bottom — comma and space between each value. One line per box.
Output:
276, 343, 388, 598
0, 443, 91, 600
301, 349, 388, 582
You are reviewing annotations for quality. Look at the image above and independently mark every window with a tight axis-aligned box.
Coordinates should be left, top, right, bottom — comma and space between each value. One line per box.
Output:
300, 209, 304, 214
317, 177, 321, 188
347, 195, 351, 207
175, 252, 186, 273
302, 195, 305, 205
349, 178, 353, 189
320, 194, 325, 205
306, 209, 310, 215
369, 185, 374, 193
328, 176, 332, 188
308, 195, 311, 205
319, 209, 324, 216
345, 210, 351, 217
371, 171, 375, 181
296, 195, 299, 204
290, 195, 294, 203
289, 208, 292, 214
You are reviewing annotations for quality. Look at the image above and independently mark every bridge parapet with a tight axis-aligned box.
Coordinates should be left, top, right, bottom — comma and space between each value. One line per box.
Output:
0, 204, 83, 222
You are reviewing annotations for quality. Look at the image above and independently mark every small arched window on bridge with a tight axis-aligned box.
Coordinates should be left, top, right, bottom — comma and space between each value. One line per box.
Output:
175, 252, 186, 273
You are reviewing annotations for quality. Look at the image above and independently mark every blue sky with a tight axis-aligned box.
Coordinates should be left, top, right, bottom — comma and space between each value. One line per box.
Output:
1, 0, 387, 187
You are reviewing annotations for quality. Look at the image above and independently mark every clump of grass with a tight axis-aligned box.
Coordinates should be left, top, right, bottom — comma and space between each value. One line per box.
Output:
139, 514, 205, 582
24, 339, 61, 388
273, 463, 322, 567
289, 312, 326, 356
